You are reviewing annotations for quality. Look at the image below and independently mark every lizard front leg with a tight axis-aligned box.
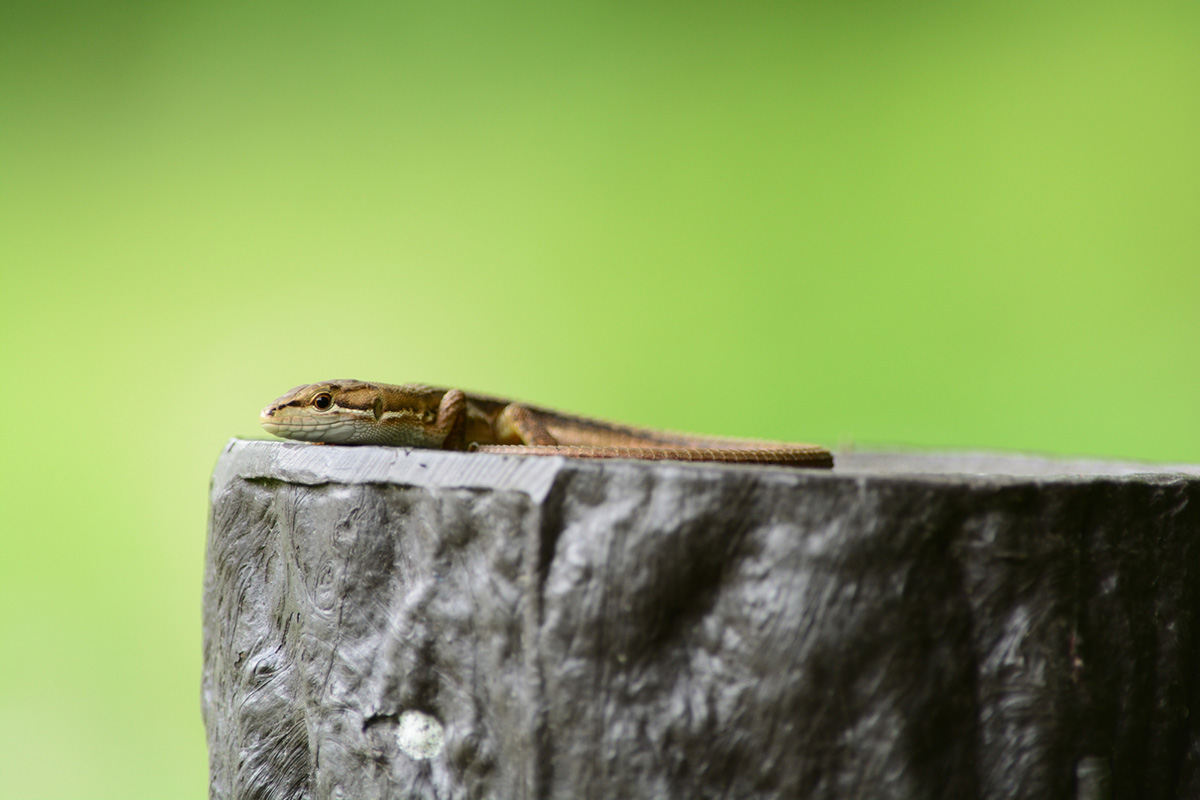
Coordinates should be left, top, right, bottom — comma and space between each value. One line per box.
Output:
435, 389, 469, 451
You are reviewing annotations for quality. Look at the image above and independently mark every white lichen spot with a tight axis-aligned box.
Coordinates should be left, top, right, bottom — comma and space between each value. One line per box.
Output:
396, 710, 445, 760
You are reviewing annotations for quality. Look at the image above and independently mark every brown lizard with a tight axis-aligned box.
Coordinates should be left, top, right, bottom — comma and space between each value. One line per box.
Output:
260, 380, 833, 468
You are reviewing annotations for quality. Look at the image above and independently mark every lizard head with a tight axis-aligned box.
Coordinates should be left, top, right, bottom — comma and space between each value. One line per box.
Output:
260, 380, 384, 444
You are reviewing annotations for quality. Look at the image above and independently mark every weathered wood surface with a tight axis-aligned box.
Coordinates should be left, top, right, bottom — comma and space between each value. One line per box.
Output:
203, 440, 1200, 799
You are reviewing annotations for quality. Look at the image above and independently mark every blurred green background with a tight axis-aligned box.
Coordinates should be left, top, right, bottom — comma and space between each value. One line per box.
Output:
2, 0, 1198, 796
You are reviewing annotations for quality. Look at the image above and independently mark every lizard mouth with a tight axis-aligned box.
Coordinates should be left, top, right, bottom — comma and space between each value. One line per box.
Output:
260, 408, 359, 443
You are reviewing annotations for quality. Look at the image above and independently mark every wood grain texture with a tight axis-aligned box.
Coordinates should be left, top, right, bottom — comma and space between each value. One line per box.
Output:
204, 440, 1200, 799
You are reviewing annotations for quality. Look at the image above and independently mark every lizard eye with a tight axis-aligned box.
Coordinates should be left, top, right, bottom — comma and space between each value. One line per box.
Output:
312, 393, 333, 410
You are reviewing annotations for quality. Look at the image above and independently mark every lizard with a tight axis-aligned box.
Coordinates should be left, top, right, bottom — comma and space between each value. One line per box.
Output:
260, 380, 833, 469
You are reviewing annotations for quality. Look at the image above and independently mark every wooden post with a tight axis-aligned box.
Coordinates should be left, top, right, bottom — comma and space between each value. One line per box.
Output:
203, 440, 1200, 799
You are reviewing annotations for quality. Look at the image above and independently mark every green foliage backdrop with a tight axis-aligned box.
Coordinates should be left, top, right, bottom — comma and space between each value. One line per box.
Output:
2, 1, 1197, 796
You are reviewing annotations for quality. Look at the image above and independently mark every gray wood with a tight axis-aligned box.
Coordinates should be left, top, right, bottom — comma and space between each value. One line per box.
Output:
203, 440, 1200, 799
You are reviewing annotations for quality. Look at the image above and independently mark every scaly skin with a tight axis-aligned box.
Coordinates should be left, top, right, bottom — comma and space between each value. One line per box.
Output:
261, 380, 833, 469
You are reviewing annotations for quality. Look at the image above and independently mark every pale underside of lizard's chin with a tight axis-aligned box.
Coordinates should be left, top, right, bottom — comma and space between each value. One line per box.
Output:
261, 409, 447, 447
258, 398, 372, 443
260, 414, 363, 443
